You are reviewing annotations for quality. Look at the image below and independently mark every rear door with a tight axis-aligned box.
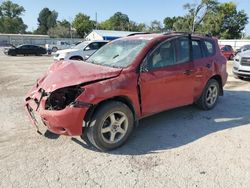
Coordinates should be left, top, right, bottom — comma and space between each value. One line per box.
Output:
192, 39, 217, 98
17, 45, 28, 55
139, 36, 195, 116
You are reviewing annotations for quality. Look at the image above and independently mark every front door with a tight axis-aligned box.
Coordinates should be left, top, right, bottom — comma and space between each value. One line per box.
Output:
139, 37, 195, 117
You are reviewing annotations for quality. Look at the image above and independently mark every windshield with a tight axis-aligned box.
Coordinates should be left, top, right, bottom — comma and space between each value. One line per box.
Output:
86, 39, 149, 68
73, 41, 91, 50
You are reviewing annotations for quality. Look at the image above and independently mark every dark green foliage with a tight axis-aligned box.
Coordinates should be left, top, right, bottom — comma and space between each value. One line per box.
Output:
72, 13, 95, 38
0, 0, 27, 33
35, 8, 58, 35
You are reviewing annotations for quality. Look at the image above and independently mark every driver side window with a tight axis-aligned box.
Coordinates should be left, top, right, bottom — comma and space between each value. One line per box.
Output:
147, 40, 176, 70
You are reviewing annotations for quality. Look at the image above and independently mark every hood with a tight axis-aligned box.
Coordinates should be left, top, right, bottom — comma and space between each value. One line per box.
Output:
55, 48, 79, 54
238, 50, 250, 58
4, 47, 14, 51
37, 61, 122, 92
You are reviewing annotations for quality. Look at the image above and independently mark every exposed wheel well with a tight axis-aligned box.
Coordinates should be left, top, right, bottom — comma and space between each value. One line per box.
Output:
210, 75, 223, 96
83, 96, 136, 127
70, 56, 83, 60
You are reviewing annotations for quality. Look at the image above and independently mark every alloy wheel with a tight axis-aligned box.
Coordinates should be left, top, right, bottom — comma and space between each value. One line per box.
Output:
101, 111, 128, 144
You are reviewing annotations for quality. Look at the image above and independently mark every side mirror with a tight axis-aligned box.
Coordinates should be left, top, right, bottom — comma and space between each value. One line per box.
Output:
85, 46, 90, 51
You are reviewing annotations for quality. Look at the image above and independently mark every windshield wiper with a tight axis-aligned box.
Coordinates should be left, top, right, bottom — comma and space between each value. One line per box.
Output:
112, 54, 119, 59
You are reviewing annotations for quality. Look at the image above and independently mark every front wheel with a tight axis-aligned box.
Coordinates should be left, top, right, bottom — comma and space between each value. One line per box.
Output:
196, 79, 220, 110
84, 101, 134, 151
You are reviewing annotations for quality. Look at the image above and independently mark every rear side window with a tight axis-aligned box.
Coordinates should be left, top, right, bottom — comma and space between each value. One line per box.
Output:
98, 42, 107, 48
204, 40, 215, 57
192, 40, 203, 60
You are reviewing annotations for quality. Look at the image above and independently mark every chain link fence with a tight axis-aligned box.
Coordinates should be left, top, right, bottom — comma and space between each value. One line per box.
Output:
0, 34, 83, 47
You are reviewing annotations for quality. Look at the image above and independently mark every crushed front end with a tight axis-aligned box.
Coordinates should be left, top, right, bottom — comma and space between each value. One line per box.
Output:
24, 84, 91, 136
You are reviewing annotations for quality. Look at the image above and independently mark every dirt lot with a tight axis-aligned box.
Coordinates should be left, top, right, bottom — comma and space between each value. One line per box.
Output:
0, 48, 250, 188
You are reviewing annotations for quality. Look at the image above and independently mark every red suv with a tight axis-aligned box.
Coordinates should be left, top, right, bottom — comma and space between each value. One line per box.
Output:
24, 33, 228, 151
220, 45, 235, 60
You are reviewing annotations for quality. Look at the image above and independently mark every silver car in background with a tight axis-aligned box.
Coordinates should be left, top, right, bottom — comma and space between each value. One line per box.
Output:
53, 40, 108, 61
233, 50, 250, 79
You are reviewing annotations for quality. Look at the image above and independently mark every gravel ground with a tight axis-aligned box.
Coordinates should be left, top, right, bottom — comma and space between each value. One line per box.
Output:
0, 48, 250, 188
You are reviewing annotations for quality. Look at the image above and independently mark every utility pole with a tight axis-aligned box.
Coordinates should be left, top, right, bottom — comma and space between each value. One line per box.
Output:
95, 12, 98, 29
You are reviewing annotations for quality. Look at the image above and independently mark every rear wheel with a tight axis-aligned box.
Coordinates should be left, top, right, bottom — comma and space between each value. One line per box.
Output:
196, 79, 220, 110
84, 101, 134, 151
52, 47, 58, 52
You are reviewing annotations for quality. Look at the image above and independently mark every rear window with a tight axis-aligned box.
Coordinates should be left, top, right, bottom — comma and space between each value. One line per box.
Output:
204, 40, 215, 57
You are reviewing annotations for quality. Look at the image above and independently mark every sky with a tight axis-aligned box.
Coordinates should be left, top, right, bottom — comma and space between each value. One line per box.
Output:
1, 0, 250, 35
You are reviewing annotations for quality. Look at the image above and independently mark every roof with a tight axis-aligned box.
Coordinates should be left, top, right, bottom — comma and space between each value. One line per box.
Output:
92, 30, 141, 38
123, 33, 164, 40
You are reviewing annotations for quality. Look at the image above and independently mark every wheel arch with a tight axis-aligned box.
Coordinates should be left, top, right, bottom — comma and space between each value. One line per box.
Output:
210, 74, 223, 96
83, 96, 137, 127
70, 56, 83, 60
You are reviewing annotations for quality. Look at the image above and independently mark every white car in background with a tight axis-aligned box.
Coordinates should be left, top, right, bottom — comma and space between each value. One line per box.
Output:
233, 50, 250, 79
53, 40, 108, 61
45, 41, 71, 53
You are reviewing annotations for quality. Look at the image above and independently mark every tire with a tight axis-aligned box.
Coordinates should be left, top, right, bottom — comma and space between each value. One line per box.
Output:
234, 75, 244, 80
11, 52, 16, 56
238, 76, 244, 80
196, 79, 220, 110
52, 47, 58, 52
84, 101, 134, 151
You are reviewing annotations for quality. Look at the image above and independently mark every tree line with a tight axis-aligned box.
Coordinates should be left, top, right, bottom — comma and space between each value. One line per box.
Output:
0, 0, 249, 39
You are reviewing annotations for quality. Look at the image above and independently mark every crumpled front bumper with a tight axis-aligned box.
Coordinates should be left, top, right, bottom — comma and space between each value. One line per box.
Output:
24, 86, 89, 136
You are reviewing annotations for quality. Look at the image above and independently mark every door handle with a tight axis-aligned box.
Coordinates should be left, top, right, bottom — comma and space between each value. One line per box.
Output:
206, 63, 211, 68
183, 70, 194, 75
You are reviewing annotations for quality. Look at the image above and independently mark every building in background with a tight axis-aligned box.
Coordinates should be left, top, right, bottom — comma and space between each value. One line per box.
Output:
85, 30, 140, 41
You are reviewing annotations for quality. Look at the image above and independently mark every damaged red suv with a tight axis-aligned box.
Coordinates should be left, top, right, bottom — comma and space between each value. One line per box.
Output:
25, 33, 228, 151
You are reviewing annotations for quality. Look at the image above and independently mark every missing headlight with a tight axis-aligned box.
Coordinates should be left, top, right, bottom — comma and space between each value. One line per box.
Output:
45, 86, 84, 110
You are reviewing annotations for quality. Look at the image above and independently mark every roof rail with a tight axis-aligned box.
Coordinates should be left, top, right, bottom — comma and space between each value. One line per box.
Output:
163, 31, 212, 38
127, 32, 151, 36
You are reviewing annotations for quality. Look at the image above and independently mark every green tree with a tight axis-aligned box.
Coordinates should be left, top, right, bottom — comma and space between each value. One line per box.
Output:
48, 25, 69, 38
99, 19, 113, 30
127, 21, 147, 32
72, 13, 95, 38
99, 12, 130, 31
149, 20, 163, 32
58, 19, 71, 28
173, 16, 193, 32
35, 8, 58, 34
218, 3, 248, 39
164, 16, 181, 31
167, 0, 248, 39
200, 2, 248, 39
47, 20, 70, 38
183, 0, 218, 32
0, 0, 27, 33
109, 12, 130, 30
